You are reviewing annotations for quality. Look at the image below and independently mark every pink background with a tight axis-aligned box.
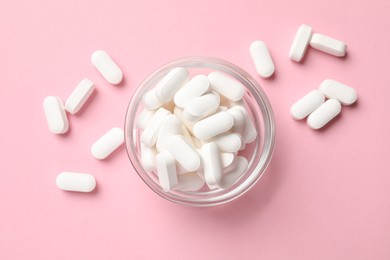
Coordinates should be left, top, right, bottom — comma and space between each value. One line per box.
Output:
1, 0, 390, 259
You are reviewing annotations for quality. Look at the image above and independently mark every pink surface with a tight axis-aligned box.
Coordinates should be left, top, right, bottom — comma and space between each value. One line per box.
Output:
1, 0, 389, 259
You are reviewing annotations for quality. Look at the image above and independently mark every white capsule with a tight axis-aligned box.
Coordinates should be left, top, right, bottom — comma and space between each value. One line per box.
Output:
140, 143, 157, 172
208, 71, 244, 102
236, 106, 257, 143
221, 152, 235, 168
43, 96, 69, 134
202, 142, 223, 188
56, 172, 96, 192
182, 92, 220, 122
91, 50, 123, 85
249, 41, 275, 78
209, 132, 242, 153
174, 74, 210, 108
310, 33, 347, 57
154, 67, 189, 103
136, 109, 155, 129
141, 108, 170, 147
91, 127, 124, 159
220, 156, 248, 189
65, 79, 95, 114
156, 114, 182, 151
193, 111, 234, 140
319, 79, 357, 105
227, 106, 245, 134
307, 99, 342, 129
290, 90, 325, 120
166, 135, 201, 172
156, 151, 178, 192
289, 24, 312, 62
142, 89, 163, 110
174, 173, 205, 192
174, 106, 194, 133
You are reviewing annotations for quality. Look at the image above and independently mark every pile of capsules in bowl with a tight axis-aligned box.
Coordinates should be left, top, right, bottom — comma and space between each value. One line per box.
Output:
136, 68, 257, 192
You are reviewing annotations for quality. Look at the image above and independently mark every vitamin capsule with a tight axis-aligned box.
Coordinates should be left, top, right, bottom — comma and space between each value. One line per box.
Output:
91, 50, 123, 85
249, 41, 275, 78
156, 115, 182, 151
43, 96, 69, 134
309, 33, 347, 57
91, 127, 124, 159
140, 143, 157, 172
236, 106, 257, 143
208, 71, 244, 102
136, 109, 155, 129
56, 172, 96, 192
307, 99, 342, 129
174, 173, 205, 192
193, 111, 234, 140
210, 132, 242, 153
220, 156, 248, 189
65, 79, 95, 114
166, 135, 201, 172
156, 151, 178, 192
227, 106, 245, 134
202, 142, 223, 188
141, 108, 170, 147
290, 90, 325, 120
289, 24, 312, 62
154, 67, 189, 103
319, 79, 357, 105
142, 89, 163, 110
182, 92, 220, 122
174, 74, 210, 108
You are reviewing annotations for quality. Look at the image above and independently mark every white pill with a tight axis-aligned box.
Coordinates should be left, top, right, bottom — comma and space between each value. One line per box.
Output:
309, 33, 347, 57
210, 132, 242, 153
208, 71, 244, 102
307, 99, 342, 130
65, 79, 95, 114
174, 173, 205, 192
236, 106, 257, 143
156, 115, 182, 151
91, 127, 124, 159
220, 156, 248, 189
154, 67, 189, 103
43, 96, 69, 134
166, 135, 201, 172
249, 41, 275, 78
183, 92, 220, 122
174, 106, 194, 133
290, 90, 325, 120
319, 79, 357, 105
174, 74, 210, 108
141, 108, 170, 147
56, 172, 96, 192
156, 151, 178, 192
142, 89, 163, 110
91, 50, 123, 85
227, 106, 245, 134
289, 24, 312, 62
193, 111, 234, 140
221, 152, 235, 168
136, 109, 155, 129
140, 143, 157, 172
202, 142, 223, 188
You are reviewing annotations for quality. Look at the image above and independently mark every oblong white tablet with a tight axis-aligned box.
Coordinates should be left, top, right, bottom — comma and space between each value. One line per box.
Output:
307, 99, 342, 129
174, 173, 205, 192
319, 79, 357, 105
140, 143, 157, 172
56, 172, 96, 192
142, 90, 163, 110
174, 74, 210, 108
154, 67, 189, 103
183, 92, 220, 121
156, 151, 178, 192
43, 96, 69, 134
289, 24, 312, 62
221, 152, 235, 168
249, 40, 275, 78
290, 90, 325, 120
309, 33, 347, 57
208, 71, 244, 102
65, 79, 95, 114
136, 109, 155, 129
210, 132, 242, 153
220, 156, 248, 189
166, 135, 201, 172
202, 142, 223, 188
91, 127, 124, 159
236, 106, 257, 143
141, 108, 170, 147
156, 114, 182, 151
193, 111, 234, 140
227, 106, 245, 134
91, 50, 123, 85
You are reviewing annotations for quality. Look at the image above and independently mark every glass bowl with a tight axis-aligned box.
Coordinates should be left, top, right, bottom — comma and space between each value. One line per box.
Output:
125, 57, 275, 207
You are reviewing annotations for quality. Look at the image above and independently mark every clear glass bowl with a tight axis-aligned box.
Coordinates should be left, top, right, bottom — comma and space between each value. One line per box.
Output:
125, 57, 275, 207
